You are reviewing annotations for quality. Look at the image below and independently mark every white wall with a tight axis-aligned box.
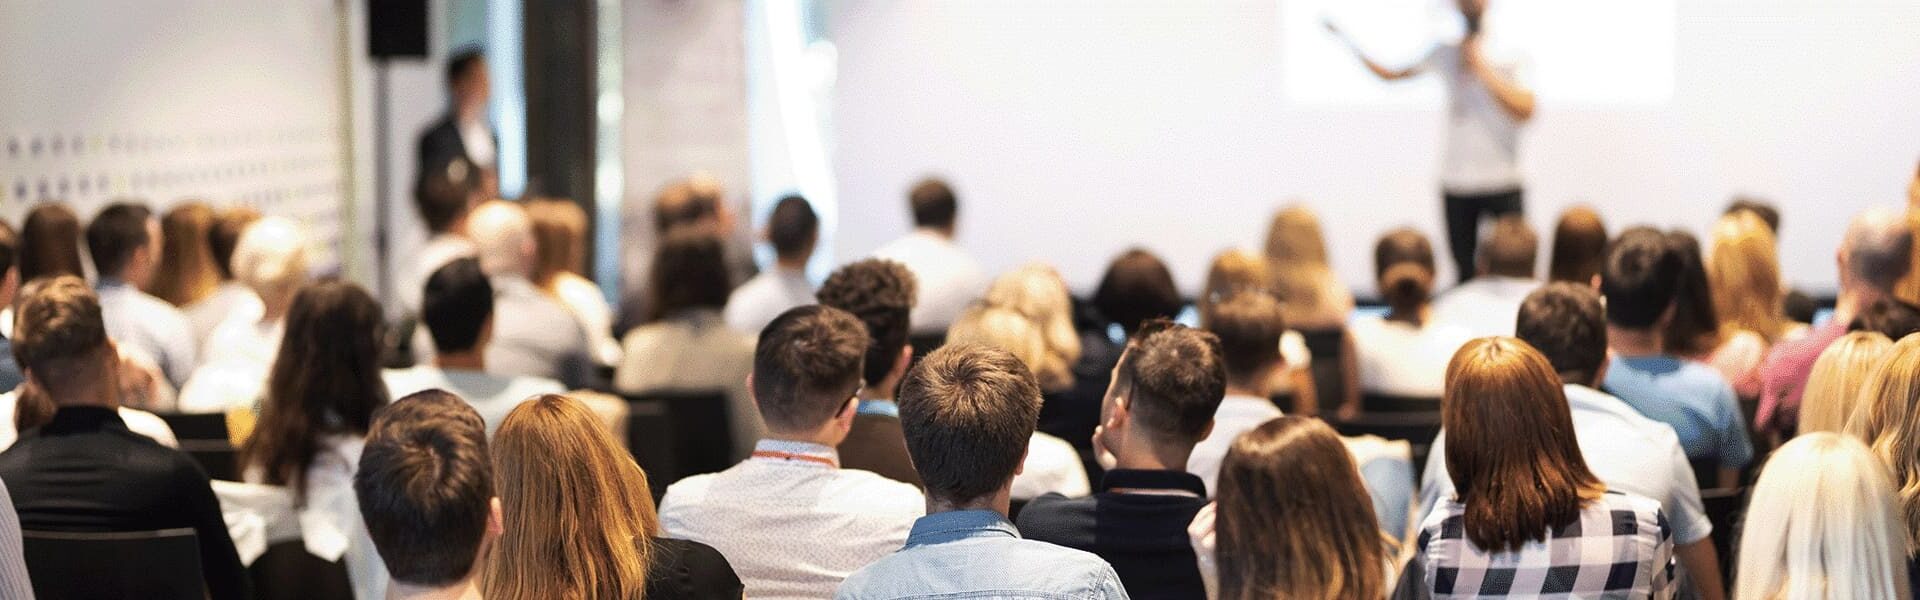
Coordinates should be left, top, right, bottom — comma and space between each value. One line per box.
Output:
827, 0, 1920, 296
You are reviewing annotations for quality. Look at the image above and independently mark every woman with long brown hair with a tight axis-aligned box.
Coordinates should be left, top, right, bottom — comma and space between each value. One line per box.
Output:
1191, 416, 1390, 600
1262, 205, 1360, 416
19, 203, 86, 283
149, 201, 221, 309
1416, 337, 1674, 597
525, 197, 621, 366
484, 394, 740, 599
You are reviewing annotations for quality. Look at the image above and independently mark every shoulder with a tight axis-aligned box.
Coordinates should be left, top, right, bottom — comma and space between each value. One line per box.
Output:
1015, 493, 1093, 539
118, 407, 180, 448
1595, 491, 1670, 536
830, 469, 927, 512
660, 472, 721, 509
649, 536, 742, 591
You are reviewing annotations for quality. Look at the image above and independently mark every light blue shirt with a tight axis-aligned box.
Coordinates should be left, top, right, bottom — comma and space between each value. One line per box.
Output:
836, 509, 1130, 600
1603, 355, 1754, 469
96, 278, 197, 387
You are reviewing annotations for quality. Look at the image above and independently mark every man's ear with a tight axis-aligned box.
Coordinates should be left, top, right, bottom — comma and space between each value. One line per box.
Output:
1104, 394, 1131, 432
1014, 445, 1029, 477
745, 373, 759, 410
892, 345, 913, 377
488, 497, 505, 536
1590, 274, 1602, 292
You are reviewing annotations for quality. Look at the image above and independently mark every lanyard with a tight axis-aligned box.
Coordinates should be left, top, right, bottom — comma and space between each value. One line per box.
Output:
751, 450, 837, 467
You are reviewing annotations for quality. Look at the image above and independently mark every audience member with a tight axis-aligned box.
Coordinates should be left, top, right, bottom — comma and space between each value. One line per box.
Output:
0, 276, 247, 599
0, 480, 33, 599
1020, 320, 1224, 598
240, 279, 391, 598
1072, 248, 1184, 477
178, 216, 309, 413
486, 394, 743, 599
400, 157, 482, 316
1093, 249, 1184, 338
984, 263, 1086, 438
1600, 227, 1752, 485
2, 282, 182, 449
838, 343, 1127, 599
1705, 211, 1796, 398
0, 221, 22, 392
1429, 215, 1539, 339
1798, 331, 1894, 434
616, 230, 758, 457
659, 305, 923, 599
1415, 337, 1675, 598
1422, 283, 1723, 599
873, 177, 988, 335
18, 203, 85, 283
1899, 161, 1920, 305
1853, 297, 1920, 339
1189, 417, 1390, 600
1725, 196, 1781, 235
86, 202, 196, 386
1734, 433, 1910, 600
149, 202, 219, 314
816, 258, 922, 487
1200, 248, 1314, 411
726, 194, 820, 333
354, 390, 499, 600
199, 206, 265, 345
629, 174, 755, 325
384, 259, 564, 436
1844, 334, 1920, 553
1758, 207, 1913, 436
1547, 205, 1607, 284
1667, 229, 1770, 398
1264, 205, 1359, 413
526, 197, 622, 366
1351, 227, 1468, 398
946, 305, 1091, 500
467, 200, 595, 389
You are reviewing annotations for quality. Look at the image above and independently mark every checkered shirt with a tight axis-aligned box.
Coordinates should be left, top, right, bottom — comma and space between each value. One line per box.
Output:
1416, 491, 1675, 599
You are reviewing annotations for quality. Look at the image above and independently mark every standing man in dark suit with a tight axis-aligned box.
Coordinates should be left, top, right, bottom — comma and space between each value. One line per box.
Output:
418, 48, 496, 197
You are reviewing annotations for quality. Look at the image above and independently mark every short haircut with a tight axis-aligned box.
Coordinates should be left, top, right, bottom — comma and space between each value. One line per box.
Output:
0, 219, 19, 277
1093, 249, 1183, 335
423, 258, 494, 354
644, 230, 732, 322
209, 206, 262, 279
1113, 320, 1227, 445
447, 48, 486, 88
1480, 216, 1537, 278
11, 276, 109, 390
1202, 291, 1287, 387
1852, 298, 1920, 340
752, 305, 869, 431
1725, 197, 1781, 234
767, 194, 818, 261
899, 343, 1042, 504
1516, 283, 1607, 385
415, 158, 480, 234
908, 178, 957, 229
652, 177, 723, 234
355, 389, 493, 586
1600, 226, 1680, 329
1844, 208, 1915, 292
85, 202, 153, 277
1547, 206, 1607, 284
817, 259, 917, 387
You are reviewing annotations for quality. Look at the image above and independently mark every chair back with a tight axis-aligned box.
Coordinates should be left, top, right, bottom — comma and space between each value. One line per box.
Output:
624, 390, 735, 489
1297, 327, 1349, 411
1361, 393, 1441, 414
250, 540, 353, 600
22, 528, 207, 600
1700, 486, 1748, 576
626, 399, 675, 502
157, 412, 239, 481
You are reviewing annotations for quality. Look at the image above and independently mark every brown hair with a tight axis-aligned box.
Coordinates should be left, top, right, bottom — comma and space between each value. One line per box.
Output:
84, 202, 153, 278
1217, 417, 1386, 600
1093, 248, 1182, 335
1662, 230, 1723, 357
1443, 337, 1605, 552
1548, 206, 1607, 284
525, 197, 588, 290
1515, 283, 1609, 386
1480, 216, 1538, 279
1111, 320, 1227, 445
909, 178, 957, 230
19, 203, 86, 282
1845, 334, 1920, 549
752, 305, 868, 432
484, 394, 656, 599
150, 202, 221, 306
817, 259, 918, 387
355, 389, 493, 586
11, 275, 109, 396
652, 175, 724, 235
899, 343, 1042, 504
209, 205, 262, 280
1202, 291, 1288, 389
644, 230, 731, 323
1200, 248, 1269, 317
1373, 228, 1435, 320
242, 280, 390, 502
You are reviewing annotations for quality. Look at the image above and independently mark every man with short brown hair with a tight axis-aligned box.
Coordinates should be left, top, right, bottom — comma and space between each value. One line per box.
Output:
818, 258, 921, 487
1431, 215, 1541, 338
355, 389, 501, 599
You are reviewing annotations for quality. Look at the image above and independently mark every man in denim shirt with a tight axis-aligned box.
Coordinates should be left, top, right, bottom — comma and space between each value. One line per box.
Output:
837, 343, 1130, 600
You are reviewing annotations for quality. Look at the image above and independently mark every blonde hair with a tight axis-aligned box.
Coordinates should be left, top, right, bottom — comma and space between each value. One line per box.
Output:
525, 197, 588, 290
980, 263, 1079, 391
1847, 334, 1920, 550
948, 305, 1054, 390
230, 217, 310, 308
1800, 332, 1894, 434
1735, 433, 1911, 600
150, 202, 221, 307
1201, 248, 1271, 317
483, 394, 656, 599
1709, 212, 1790, 342
1263, 205, 1353, 327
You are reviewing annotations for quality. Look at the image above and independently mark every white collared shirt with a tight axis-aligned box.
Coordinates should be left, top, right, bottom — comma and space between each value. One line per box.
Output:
96, 279, 197, 387
872, 230, 989, 334
659, 439, 924, 600
1010, 432, 1090, 500
382, 366, 565, 438
457, 117, 495, 170
724, 267, 817, 335
1429, 276, 1539, 339
1187, 394, 1284, 495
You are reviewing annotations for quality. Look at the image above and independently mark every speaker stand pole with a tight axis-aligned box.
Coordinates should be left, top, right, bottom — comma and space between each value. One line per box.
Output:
373, 58, 393, 307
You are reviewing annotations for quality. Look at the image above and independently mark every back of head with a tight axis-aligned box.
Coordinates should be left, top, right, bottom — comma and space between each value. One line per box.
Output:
356, 389, 493, 587
1852, 298, 1920, 340
1548, 206, 1607, 284
248, 279, 390, 498
523, 197, 587, 287
982, 264, 1080, 391
151, 202, 220, 306
1799, 331, 1893, 434
1202, 291, 1287, 389
1216, 416, 1384, 600
1600, 227, 1681, 329
1845, 334, 1920, 548
423, 259, 494, 355
908, 177, 957, 230
1843, 207, 1915, 293
652, 176, 724, 234
1373, 228, 1436, 316
1443, 337, 1601, 553
645, 229, 732, 322
948, 305, 1052, 387
415, 158, 481, 235
752, 305, 869, 432
20, 203, 85, 282
1661, 230, 1721, 356
1111, 321, 1226, 448
11, 276, 109, 395
898, 343, 1042, 505
1479, 216, 1538, 279
768, 194, 819, 262
1262, 204, 1329, 269
467, 201, 533, 278
1735, 433, 1908, 600
485, 394, 654, 599
230, 216, 309, 303
817, 259, 918, 388
1200, 248, 1270, 316
1093, 248, 1182, 335
1724, 196, 1781, 236
84, 202, 153, 278
1516, 283, 1608, 386
1708, 212, 1785, 342
209, 206, 262, 280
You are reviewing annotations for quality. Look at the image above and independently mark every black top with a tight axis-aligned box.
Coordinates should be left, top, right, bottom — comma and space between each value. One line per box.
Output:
646, 537, 743, 598
1015, 469, 1209, 599
0, 406, 250, 600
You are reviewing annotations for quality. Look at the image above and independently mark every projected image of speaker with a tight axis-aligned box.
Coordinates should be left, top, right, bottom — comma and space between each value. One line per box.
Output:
368, 0, 428, 59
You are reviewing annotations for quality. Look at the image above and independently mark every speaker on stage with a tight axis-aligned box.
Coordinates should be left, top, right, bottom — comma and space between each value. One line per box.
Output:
368, 0, 428, 59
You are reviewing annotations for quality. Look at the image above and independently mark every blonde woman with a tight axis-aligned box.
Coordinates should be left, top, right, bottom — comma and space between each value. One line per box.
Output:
1201, 249, 1317, 414
485, 394, 741, 599
177, 217, 310, 413
1706, 211, 1801, 397
525, 197, 621, 366
1734, 433, 1910, 600
1263, 205, 1361, 415
947, 305, 1091, 500
1798, 332, 1893, 434
1847, 334, 1920, 551
982, 263, 1081, 392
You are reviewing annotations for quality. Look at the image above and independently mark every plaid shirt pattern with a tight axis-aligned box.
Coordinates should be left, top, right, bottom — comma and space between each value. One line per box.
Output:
1416, 491, 1675, 599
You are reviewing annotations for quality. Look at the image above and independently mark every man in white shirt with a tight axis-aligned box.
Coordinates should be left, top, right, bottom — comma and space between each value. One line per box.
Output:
398, 157, 483, 317
660, 305, 924, 600
1188, 293, 1290, 493
872, 178, 988, 335
467, 201, 595, 389
384, 258, 564, 437
1428, 216, 1539, 338
1420, 283, 1726, 600
725, 194, 819, 333
1334, 0, 1535, 283
86, 203, 196, 388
